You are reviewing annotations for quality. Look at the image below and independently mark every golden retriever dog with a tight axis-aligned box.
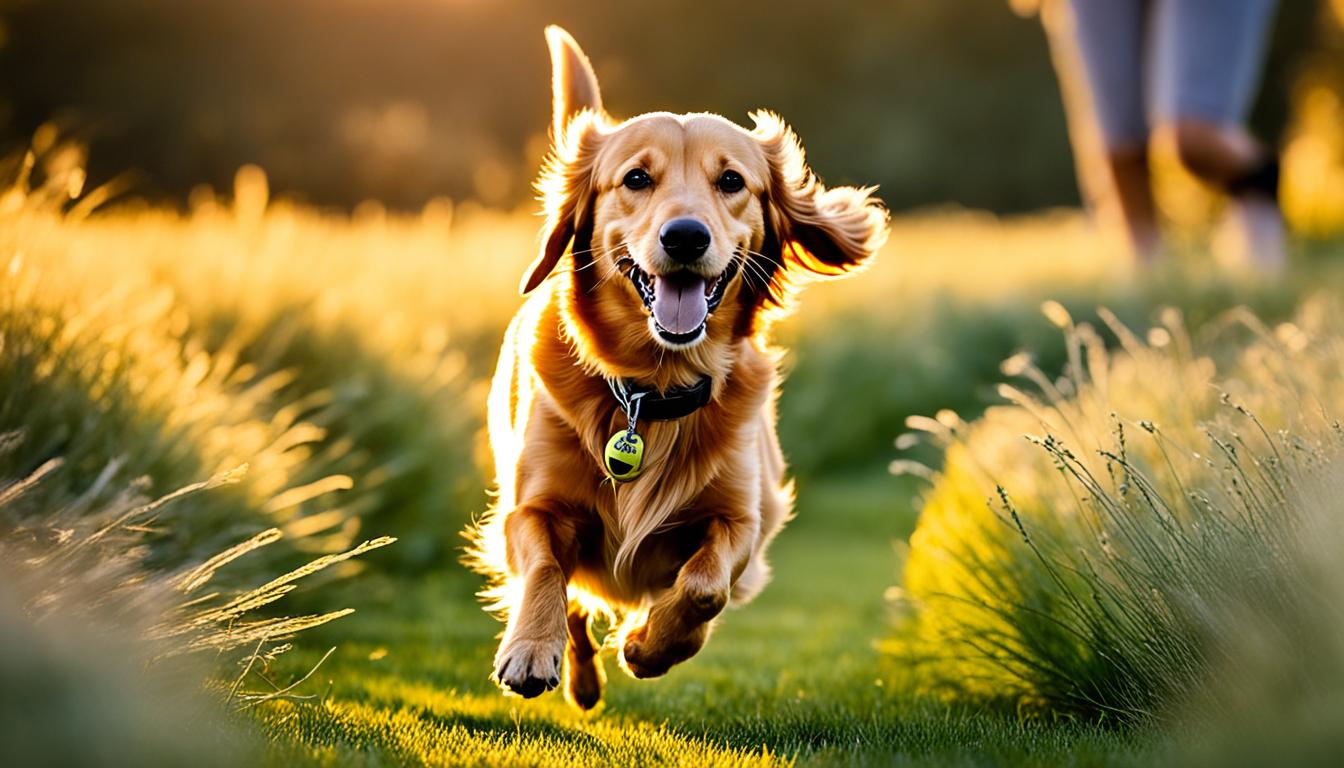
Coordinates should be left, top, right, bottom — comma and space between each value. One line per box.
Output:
468, 26, 887, 710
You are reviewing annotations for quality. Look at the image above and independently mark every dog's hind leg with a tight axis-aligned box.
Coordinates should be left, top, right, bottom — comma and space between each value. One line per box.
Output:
563, 602, 605, 710
492, 501, 577, 698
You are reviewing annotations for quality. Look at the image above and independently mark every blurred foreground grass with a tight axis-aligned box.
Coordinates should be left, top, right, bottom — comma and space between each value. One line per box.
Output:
6, 151, 1344, 765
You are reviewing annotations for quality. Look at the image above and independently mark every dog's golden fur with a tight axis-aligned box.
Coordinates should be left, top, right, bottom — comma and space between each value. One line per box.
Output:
467, 26, 887, 709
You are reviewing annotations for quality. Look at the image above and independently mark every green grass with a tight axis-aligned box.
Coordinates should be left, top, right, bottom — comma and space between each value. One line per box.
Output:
255, 475, 1151, 767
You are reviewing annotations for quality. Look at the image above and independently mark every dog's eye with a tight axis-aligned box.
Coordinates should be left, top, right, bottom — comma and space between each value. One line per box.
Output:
622, 168, 653, 191
716, 170, 746, 194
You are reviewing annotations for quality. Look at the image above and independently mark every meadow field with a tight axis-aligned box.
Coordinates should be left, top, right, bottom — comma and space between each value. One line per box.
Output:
6, 144, 1344, 768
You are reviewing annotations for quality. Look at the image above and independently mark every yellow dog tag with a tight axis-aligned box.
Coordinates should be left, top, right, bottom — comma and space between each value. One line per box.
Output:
604, 430, 644, 482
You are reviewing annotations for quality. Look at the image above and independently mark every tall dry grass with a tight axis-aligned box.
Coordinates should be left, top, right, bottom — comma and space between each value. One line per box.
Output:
2, 139, 405, 758
3, 141, 509, 567
888, 297, 1344, 727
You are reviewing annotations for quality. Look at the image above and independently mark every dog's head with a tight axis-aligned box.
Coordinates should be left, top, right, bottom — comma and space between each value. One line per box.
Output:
523, 27, 888, 364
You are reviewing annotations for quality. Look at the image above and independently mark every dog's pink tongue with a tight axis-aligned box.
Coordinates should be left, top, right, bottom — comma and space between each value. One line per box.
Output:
651, 274, 708, 335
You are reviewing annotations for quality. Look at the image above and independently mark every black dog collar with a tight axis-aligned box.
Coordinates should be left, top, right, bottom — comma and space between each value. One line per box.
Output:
609, 376, 713, 421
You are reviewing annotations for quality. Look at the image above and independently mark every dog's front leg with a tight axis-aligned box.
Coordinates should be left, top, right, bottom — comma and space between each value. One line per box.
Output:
620, 512, 758, 679
492, 500, 576, 698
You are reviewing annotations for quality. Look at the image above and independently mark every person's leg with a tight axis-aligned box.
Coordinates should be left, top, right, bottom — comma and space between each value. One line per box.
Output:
1107, 146, 1162, 263
1038, 1, 1118, 230
1152, 0, 1284, 269
1169, 120, 1266, 184
1059, 0, 1161, 262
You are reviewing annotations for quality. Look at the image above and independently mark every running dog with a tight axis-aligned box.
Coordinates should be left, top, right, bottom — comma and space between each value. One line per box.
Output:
468, 26, 888, 710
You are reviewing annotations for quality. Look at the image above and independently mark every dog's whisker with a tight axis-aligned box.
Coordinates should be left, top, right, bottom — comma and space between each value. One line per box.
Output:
567, 257, 605, 274
734, 256, 759, 291
735, 251, 774, 292
588, 264, 616, 294
586, 241, 633, 294
738, 254, 766, 282
742, 264, 763, 292
567, 244, 618, 270
562, 243, 636, 278
744, 253, 773, 279
740, 248, 783, 269
748, 263, 773, 291
567, 243, 610, 259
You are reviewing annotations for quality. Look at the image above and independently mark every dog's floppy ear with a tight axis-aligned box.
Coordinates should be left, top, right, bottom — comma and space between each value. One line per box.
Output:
751, 111, 888, 287
520, 27, 607, 295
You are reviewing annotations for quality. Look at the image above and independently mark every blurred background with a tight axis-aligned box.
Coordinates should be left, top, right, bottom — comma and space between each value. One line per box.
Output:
0, 0, 1329, 215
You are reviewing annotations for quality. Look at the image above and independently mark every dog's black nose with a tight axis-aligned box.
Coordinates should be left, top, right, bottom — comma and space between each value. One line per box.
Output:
659, 218, 711, 263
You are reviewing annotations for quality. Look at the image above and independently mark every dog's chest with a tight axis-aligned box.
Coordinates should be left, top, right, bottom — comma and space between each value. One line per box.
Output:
571, 506, 711, 603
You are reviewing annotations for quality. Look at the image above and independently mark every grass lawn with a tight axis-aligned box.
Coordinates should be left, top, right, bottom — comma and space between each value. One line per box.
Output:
258, 475, 1151, 766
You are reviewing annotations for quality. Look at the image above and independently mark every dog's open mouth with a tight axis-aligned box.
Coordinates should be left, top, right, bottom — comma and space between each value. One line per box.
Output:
627, 260, 736, 345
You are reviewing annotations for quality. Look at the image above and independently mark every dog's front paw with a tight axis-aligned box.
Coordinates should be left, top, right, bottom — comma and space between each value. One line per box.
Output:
493, 637, 564, 698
